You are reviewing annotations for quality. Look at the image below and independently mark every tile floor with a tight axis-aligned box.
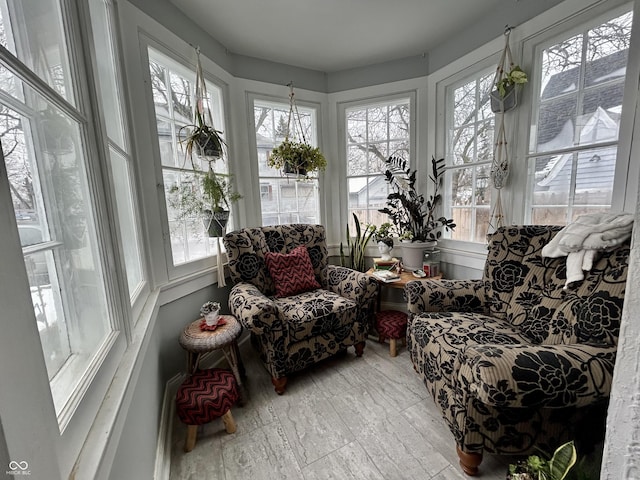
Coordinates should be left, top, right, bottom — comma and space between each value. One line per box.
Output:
169, 339, 511, 480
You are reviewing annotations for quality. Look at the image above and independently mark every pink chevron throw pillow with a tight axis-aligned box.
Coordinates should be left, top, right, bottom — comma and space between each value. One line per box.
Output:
265, 246, 321, 297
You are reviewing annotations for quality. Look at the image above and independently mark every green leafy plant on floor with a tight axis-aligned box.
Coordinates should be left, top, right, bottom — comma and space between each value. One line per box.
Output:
340, 213, 376, 272
508, 441, 577, 480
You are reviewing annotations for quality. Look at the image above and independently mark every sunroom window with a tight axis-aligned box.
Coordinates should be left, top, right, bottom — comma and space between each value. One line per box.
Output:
527, 9, 633, 223
0, 0, 117, 424
253, 99, 320, 225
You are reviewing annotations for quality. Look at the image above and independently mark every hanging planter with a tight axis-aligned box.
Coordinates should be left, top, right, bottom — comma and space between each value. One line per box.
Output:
179, 49, 226, 162
490, 27, 528, 114
267, 83, 327, 179
203, 209, 230, 237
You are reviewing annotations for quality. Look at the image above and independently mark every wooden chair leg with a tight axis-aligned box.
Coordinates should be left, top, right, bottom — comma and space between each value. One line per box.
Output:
184, 425, 198, 452
389, 338, 397, 357
355, 341, 365, 357
222, 410, 237, 434
271, 376, 287, 395
456, 445, 482, 476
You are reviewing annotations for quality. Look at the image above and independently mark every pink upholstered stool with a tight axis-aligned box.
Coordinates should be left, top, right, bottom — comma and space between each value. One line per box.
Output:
376, 310, 408, 357
175, 368, 239, 452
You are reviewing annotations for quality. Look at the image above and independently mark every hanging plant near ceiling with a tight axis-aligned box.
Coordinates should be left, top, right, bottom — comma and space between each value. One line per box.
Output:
267, 82, 327, 179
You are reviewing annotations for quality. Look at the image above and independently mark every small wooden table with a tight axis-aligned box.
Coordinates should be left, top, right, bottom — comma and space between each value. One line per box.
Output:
179, 315, 246, 404
366, 268, 442, 309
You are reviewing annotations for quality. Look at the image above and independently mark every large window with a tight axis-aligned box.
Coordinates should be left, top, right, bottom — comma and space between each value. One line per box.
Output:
345, 98, 411, 230
0, 0, 123, 424
527, 9, 633, 224
445, 70, 494, 242
88, 0, 145, 305
148, 48, 231, 265
253, 99, 320, 225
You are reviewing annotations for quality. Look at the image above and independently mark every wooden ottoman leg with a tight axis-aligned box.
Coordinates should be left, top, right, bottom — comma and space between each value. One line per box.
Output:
456, 445, 482, 476
389, 338, 397, 357
184, 425, 198, 452
222, 410, 237, 434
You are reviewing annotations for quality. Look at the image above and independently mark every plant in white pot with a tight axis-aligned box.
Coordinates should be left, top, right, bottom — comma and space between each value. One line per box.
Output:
378, 155, 456, 271
200, 301, 221, 327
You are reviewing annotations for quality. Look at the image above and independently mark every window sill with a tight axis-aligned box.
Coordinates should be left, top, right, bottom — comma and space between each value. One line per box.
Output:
70, 288, 161, 480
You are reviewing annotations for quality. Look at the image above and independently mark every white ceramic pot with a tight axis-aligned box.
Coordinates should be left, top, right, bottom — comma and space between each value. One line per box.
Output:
204, 311, 220, 326
401, 241, 436, 271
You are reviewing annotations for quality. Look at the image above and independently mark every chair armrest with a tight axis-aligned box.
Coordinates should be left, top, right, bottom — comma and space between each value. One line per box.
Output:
457, 343, 617, 409
228, 282, 281, 336
405, 279, 487, 315
326, 265, 379, 307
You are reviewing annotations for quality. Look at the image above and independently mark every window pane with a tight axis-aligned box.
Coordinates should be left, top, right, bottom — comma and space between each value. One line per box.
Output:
446, 70, 495, 243
253, 100, 320, 225
3, 86, 112, 414
527, 10, 632, 224
346, 98, 411, 232
150, 48, 233, 266
88, 0, 125, 148
0, 0, 75, 104
109, 147, 143, 297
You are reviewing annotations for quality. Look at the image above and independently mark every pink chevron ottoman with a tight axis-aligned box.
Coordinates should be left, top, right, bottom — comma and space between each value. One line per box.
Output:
376, 310, 408, 357
175, 368, 239, 452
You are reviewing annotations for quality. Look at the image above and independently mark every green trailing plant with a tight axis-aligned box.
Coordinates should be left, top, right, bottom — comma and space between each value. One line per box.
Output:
508, 441, 578, 480
374, 222, 396, 242
495, 65, 528, 98
179, 108, 226, 161
169, 168, 241, 236
340, 213, 377, 272
268, 139, 327, 178
378, 155, 456, 242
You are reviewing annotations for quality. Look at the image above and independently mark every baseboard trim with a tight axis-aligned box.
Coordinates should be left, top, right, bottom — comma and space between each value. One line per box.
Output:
380, 301, 407, 312
153, 373, 183, 480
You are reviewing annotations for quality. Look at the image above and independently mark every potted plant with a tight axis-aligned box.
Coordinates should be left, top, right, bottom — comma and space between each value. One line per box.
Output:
200, 301, 221, 326
169, 168, 241, 237
268, 139, 327, 178
267, 82, 327, 179
507, 441, 577, 480
179, 107, 226, 160
490, 64, 528, 113
378, 155, 456, 270
340, 213, 377, 272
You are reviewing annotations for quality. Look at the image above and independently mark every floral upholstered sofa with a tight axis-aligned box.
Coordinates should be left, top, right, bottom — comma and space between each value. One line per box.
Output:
223, 224, 378, 394
406, 225, 629, 475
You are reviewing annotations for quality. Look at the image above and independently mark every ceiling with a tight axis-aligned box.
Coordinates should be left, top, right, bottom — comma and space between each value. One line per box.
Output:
169, 0, 508, 72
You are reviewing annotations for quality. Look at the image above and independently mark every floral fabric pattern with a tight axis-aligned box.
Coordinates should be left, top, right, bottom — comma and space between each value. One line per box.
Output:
224, 224, 377, 380
407, 225, 628, 458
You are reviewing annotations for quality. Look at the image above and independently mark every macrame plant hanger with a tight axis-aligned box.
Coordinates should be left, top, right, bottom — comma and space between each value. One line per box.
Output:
281, 81, 309, 178
194, 47, 226, 286
286, 81, 307, 145
489, 26, 515, 235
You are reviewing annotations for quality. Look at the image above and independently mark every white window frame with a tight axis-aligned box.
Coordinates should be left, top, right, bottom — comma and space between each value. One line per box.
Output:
518, 2, 635, 224
339, 92, 416, 232
251, 96, 322, 226
143, 42, 234, 280
443, 66, 496, 243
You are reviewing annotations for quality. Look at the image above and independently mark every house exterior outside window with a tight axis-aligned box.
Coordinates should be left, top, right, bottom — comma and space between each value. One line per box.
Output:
526, 10, 633, 224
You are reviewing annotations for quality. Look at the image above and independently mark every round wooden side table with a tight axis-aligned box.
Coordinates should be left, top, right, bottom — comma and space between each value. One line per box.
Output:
179, 314, 246, 404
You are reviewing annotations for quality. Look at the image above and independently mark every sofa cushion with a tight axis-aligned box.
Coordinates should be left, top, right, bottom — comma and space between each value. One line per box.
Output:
275, 289, 357, 342
409, 311, 530, 402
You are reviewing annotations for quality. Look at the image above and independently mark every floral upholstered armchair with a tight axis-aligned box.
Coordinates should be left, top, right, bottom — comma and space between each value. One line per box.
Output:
223, 224, 378, 394
406, 225, 629, 476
